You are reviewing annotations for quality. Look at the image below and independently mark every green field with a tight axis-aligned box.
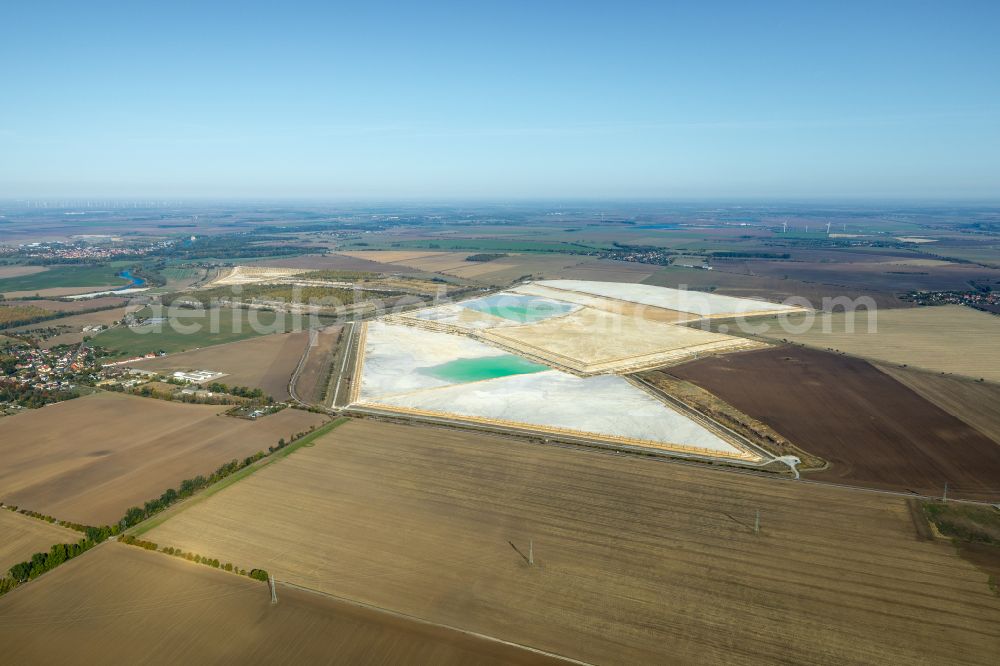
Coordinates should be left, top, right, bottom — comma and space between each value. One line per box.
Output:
93, 307, 322, 356
0, 264, 132, 292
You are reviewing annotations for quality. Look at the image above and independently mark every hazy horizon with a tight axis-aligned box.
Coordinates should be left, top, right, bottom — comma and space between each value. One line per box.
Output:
3, 1, 998, 200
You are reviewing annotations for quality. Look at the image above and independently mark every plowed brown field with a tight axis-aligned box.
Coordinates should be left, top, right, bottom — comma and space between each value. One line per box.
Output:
669, 346, 1000, 500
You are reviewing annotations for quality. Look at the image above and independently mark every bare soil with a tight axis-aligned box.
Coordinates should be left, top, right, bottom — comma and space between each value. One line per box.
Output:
669, 346, 1000, 500
876, 364, 1000, 445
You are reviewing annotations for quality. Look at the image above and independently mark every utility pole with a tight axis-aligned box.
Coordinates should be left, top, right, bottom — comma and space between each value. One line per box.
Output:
943, 481, 948, 502
528, 539, 534, 566
754, 510, 760, 535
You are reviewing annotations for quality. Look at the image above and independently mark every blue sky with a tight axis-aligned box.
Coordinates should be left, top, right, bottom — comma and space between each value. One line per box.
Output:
2, 1, 998, 199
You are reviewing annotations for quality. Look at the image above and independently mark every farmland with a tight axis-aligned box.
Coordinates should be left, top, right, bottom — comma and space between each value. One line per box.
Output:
0, 264, 130, 294
14, 296, 127, 312
0, 510, 80, 573
144, 419, 1000, 665
756, 305, 1000, 381
0, 266, 48, 279
0, 392, 329, 525
93, 306, 320, 356
354, 238, 600, 253
0, 304, 52, 327
876, 364, 1000, 444
126, 331, 309, 401
10, 305, 140, 346
0, 544, 565, 665
340, 250, 661, 286
255, 253, 422, 273
291, 325, 342, 404
733, 254, 1000, 293
641, 264, 909, 310
669, 346, 1000, 500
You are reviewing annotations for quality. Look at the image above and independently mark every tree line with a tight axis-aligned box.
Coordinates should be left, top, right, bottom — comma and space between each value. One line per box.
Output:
119, 535, 270, 581
1, 418, 334, 597
0, 524, 115, 597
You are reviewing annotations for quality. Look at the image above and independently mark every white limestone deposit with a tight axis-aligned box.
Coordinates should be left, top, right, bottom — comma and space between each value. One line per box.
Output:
358, 321, 518, 398
533, 280, 803, 317
367, 370, 747, 457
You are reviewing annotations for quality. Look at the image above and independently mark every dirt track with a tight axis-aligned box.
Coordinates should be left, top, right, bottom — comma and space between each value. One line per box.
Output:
670, 346, 1000, 500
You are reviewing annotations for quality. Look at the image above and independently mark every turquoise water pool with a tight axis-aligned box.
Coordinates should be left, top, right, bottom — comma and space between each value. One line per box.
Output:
419, 355, 548, 382
461, 294, 573, 323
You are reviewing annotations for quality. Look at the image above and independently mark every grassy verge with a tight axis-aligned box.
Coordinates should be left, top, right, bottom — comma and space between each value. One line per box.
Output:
130, 417, 347, 536
922, 501, 1000, 545
921, 500, 1000, 597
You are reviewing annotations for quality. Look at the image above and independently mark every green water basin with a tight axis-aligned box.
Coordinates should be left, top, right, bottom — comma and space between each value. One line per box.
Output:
419, 355, 548, 382
462, 294, 574, 323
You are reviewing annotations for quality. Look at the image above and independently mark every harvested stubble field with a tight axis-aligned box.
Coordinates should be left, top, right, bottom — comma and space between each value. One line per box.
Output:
127, 331, 310, 401
0, 544, 564, 665
642, 265, 909, 309
0, 266, 48, 279
0, 303, 52, 326
292, 325, 342, 404
742, 256, 1000, 293
340, 251, 656, 286
0, 392, 330, 525
551, 258, 658, 283
0, 286, 120, 300
0, 510, 80, 573
757, 305, 1000, 382
669, 346, 1000, 500
146, 419, 1000, 665
444, 255, 658, 286
20, 296, 127, 312
255, 253, 421, 273
341, 250, 475, 273
876, 364, 1000, 445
